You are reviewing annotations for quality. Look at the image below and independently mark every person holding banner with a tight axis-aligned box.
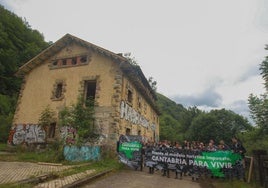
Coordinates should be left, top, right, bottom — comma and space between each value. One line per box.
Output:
218, 140, 230, 151
231, 136, 247, 181
231, 136, 246, 161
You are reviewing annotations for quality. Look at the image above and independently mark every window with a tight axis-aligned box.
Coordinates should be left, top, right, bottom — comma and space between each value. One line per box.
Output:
52, 61, 58, 66
50, 54, 90, 69
55, 83, 63, 99
138, 96, 142, 109
48, 123, 56, 138
62, 59, 67, 66
126, 128, 131, 135
51, 80, 65, 101
80, 56, 87, 64
127, 89, 133, 104
84, 80, 96, 106
72, 57, 77, 65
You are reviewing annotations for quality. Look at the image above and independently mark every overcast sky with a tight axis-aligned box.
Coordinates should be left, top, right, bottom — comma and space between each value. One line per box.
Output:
1, 0, 268, 122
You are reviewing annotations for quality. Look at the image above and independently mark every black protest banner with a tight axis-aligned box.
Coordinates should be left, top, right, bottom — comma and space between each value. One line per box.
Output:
117, 135, 142, 169
145, 147, 244, 178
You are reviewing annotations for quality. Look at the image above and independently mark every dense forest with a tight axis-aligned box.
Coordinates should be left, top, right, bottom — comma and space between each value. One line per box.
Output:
0, 5, 267, 155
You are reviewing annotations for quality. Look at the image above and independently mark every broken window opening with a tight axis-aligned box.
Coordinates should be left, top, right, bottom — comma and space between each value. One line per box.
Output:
72, 57, 77, 65
84, 80, 96, 106
127, 90, 133, 104
52, 61, 58, 66
126, 128, 131, 136
55, 83, 63, 99
48, 122, 56, 138
80, 56, 87, 64
62, 59, 67, 66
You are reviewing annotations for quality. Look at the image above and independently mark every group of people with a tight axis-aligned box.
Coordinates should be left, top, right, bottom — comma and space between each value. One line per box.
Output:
139, 136, 247, 180
143, 136, 246, 157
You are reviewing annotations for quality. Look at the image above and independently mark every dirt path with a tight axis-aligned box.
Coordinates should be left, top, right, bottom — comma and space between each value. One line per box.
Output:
82, 168, 202, 188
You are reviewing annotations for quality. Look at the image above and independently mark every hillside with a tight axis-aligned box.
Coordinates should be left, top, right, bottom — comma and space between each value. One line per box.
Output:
0, 5, 49, 142
156, 93, 203, 142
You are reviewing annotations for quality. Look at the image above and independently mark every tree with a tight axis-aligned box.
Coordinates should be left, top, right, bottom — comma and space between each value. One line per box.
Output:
248, 45, 268, 134
38, 106, 57, 128
187, 109, 252, 145
159, 113, 182, 142
0, 5, 49, 143
58, 96, 98, 144
123, 52, 138, 66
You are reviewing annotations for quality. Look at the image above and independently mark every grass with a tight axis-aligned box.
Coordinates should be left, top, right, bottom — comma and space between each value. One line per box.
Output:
0, 142, 65, 163
0, 143, 10, 151
0, 142, 123, 188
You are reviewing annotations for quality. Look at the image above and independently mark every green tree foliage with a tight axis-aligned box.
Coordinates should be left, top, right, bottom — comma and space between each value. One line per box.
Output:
245, 45, 268, 153
187, 109, 251, 145
248, 94, 268, 135
0, 5, 49, 142
58, 97, 98, 144
157, 93, 204, 142
156, 93, 252, 146
159, 113, 182, 141
38, 106, 57, 128
248, 45, 268, 134
0, 5, 49, 95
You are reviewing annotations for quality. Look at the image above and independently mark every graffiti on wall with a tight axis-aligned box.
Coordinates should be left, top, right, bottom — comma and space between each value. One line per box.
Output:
120, 101, 156, 129
8, 124, 46, 145
63, 145, 100, 161
60, 126, 78, 144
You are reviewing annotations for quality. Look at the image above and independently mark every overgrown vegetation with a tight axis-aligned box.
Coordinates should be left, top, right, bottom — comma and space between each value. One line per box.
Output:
38, 105, 57, 129
58, 96, 99, 145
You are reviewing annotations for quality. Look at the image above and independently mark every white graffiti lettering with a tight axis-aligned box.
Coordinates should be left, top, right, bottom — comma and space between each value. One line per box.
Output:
120, 101, 154, 128
11, 124, 46, 145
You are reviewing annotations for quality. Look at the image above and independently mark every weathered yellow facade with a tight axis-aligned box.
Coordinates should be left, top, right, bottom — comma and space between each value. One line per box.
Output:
12, 34, 159, 145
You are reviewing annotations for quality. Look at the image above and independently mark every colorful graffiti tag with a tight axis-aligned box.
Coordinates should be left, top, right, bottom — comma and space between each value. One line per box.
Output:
60, 126, 77, 144
8, 124, 46, 145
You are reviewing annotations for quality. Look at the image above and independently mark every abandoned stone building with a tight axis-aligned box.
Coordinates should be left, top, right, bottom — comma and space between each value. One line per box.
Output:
9, 34, 160, 146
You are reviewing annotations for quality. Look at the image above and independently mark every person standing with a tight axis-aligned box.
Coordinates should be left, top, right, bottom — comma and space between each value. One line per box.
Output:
231, 136, 247, 181
231, 136, 246, 158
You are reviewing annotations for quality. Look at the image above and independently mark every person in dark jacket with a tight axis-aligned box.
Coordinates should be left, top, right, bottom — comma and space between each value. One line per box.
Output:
231, 136, 247, 181
231, 136, 246, 158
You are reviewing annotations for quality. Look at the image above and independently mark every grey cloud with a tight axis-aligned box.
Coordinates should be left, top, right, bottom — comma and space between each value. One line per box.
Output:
237, 65, 260, 83
171, 88, 222, 108
229, 100, 251, 121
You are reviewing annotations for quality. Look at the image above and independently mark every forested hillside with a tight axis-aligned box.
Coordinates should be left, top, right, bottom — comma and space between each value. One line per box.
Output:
156, 93, 201, 142
0, 5, 49, 142
156, 93, 252, 146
